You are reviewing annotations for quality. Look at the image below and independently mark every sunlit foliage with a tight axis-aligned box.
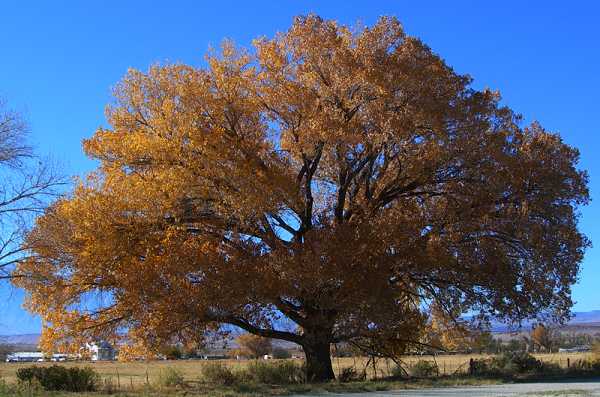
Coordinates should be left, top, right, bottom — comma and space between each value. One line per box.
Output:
15, 15, 589, 381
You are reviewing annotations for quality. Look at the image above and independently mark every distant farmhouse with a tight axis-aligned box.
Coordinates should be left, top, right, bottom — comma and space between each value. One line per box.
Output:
85, 341, 117, 361
558, 345, 592, 353
5, 352, 43, 362
5, 341, 116, 362
6, 352, 68, 362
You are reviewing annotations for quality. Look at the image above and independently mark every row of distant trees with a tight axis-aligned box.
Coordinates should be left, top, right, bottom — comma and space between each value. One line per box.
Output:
155, 326, 600, 361
470, 326, 600, 355
158, 333, 295, 360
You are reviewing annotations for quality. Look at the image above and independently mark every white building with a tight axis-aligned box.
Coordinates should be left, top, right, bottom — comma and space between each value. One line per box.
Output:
558, 345, 591, 353
85, 341, 116, 361
6, 352, 44, 362
6, 352, 71, 363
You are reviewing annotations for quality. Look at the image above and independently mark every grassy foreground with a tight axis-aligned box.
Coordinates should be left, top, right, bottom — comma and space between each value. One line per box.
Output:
0, 353, 593, 396
0, 376, 502, 397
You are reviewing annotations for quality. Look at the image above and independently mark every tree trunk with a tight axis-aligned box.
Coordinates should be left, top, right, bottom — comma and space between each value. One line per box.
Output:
302, 339, 335, 382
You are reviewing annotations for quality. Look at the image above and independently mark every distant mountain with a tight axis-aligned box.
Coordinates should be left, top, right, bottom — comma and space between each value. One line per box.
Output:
570, 310, 600, 324
489, 310, 600, 333
0, 333, 40, 345
0, 311, 598, 344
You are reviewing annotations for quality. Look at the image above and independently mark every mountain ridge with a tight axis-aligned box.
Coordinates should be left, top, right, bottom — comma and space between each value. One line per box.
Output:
1, 311, 599, 345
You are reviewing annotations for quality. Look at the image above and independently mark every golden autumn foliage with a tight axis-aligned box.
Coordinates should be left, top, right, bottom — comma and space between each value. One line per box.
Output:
530, 324, 555, 352
235, 333, 273, 359
14, 15, 589, 381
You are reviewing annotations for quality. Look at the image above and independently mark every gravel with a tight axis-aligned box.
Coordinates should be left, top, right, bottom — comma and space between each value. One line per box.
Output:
292, 381, 600, 397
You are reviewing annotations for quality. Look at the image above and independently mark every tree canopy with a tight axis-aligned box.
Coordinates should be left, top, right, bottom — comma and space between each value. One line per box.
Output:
235, 333, 273, 359
15, 15, 589, 381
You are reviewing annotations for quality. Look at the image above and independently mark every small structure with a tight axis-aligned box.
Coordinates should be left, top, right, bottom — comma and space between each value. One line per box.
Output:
6, 352, 44, 362
199, 354, 229, 360
85, 341, 116, 361
51, 354, 68, 362
558, 345, 591, 353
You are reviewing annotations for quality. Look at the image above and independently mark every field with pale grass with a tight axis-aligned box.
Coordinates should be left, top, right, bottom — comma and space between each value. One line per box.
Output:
0, 352, 592, 388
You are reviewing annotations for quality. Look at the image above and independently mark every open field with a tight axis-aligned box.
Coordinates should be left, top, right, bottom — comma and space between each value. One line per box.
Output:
0, 352, 592, 388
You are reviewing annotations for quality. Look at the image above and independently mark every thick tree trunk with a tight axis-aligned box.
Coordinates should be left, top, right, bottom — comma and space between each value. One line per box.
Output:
302, 339, 335, 382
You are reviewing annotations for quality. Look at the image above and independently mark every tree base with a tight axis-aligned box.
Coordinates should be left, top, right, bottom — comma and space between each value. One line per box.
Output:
303, 341, 335, 382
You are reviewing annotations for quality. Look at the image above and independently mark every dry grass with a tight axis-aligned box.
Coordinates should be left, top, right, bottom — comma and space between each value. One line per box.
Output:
0, 352, 592, 388
332, 352, 593, 378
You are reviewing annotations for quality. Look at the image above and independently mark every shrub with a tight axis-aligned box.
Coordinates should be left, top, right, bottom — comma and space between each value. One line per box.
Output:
16, 365, 99, 392
501, 352, 542, 374
470, 352, 542, 377
390, 364, 408, 379
539, 361, 562, 375
160, 345, 183, 360
244, 360, 304, 384
271, 347, 292, 359
156, 367, 185, 387
15, 377, 44, 395
201, 362, 237, 386
16, 367, 43, 384
566, 358, 600, 375
409, 360, 439, 377
338, 367, 365, 382
469, 358, 491, 376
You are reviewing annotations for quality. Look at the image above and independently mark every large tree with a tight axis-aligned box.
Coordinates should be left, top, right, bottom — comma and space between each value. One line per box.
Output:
15, 16, 588, 381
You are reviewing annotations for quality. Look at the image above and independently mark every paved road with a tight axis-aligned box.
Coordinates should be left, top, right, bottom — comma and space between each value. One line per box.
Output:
295, 381, 600, 396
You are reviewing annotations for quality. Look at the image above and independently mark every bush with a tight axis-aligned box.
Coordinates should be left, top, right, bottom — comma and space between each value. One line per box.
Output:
390, 364, 408, 378
271, 347, 292, 359
409, 360, 438, 377
160, 345, 183, 360
539, 361, 562, 375
201, 362, 237, 386
469, 358, 491, 376
338, 366, 365, 382
15, 377, 44, 395
156, 367, 185, 387
470, 352, 542, 377
16, 365, 99, 392
244, 360, 304, 384
500, 352, 542, 374
567, 358, 600, 375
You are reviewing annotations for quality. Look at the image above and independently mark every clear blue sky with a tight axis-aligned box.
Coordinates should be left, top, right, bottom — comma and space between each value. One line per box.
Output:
0, 1, 598, 335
